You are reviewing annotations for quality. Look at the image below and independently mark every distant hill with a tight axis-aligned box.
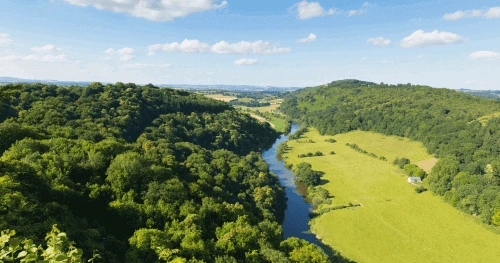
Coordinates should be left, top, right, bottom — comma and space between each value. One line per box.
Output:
458, 89, 500, 100
0, 77, 303, 92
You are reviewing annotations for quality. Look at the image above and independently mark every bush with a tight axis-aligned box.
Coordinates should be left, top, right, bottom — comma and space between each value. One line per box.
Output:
314, 151, 323, 156
329, 151, 336, 155
293, 162, 322, 187
394, 157, 410, 169
324, 138, 337, 143
415, 186, 427, 193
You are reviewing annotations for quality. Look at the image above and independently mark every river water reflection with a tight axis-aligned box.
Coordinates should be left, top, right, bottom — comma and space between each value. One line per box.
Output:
262, 123, 324, 247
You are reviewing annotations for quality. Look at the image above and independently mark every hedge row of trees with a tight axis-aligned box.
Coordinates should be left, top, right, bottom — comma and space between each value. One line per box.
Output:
280, 79, 500, 226
0, 83, 331, 262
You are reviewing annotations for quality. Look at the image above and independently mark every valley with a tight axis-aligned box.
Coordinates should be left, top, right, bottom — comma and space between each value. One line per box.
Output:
282, 128, 500, 262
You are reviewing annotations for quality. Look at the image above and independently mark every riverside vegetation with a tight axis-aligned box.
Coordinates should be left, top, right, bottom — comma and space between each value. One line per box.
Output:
282, 128, 500, 263
280, 79, 500, 227
0, 83, 330, 262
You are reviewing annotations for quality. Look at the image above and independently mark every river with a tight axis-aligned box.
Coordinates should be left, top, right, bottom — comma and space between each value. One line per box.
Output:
261, 123, 325, 247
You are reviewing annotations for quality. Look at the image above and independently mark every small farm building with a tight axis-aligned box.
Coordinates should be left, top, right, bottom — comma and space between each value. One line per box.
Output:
408, 177, 422, 183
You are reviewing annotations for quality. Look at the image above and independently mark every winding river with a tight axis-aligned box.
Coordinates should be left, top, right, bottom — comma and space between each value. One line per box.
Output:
262, 123, 325, 248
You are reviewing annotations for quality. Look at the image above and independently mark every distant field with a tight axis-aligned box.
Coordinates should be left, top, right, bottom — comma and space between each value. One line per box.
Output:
205, 94, 238, 102
283, 129, 500, 263
237, 104, 280, 113
249, 113, 275, 128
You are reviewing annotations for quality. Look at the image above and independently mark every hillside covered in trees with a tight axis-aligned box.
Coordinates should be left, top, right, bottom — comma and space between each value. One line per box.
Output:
0, 83, 331, 262
280, 79, 500, 226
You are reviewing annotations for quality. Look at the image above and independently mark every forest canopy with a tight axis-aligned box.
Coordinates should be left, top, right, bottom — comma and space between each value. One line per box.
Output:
0, 82, 330, 262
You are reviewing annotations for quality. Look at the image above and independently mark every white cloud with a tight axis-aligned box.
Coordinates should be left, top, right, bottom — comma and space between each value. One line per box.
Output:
444, 7, 500, 20
0, 54, 70, 62
400, 30, 465, 48
348, 2, 370, 17
297, 33, 317, 43
234, 58, 257, 65
63, 0, 227, 21
367, 37, 391, 46
468, 51, 500, 60
122, 63, 171, 69
148, 39, 290, 55
31, 45, 62, 52
105, 47, 134, 61
0, 33, 12, 46
117, 47, 134, 55
295, 1, 336, 20
148, 39, 211, 54
485, 7, 500, 18
361, 57, 367, 60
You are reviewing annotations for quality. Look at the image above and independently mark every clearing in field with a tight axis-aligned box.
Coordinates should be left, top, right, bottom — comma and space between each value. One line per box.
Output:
205, 94, 238, 102
283, 129, 500, 263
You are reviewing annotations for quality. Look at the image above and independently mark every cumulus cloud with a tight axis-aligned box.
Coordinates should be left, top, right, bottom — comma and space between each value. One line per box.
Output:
367, 37, 391, 46
105, 47, 134, 61
0, 33, 12, 46
31, 45, 62, 52
148, 39, 291, 55
348, 2, 370, 17
0, 54, 70, 62
444, 7, 500, 20
234, 58, 257, 65
295, 1, 336, 20
148, 39, 211, 54
297, 33, 317, 43
63, 0, 227, 21
485, 7, 500, 18
468, 51, 500, 60
400, 30, 465, 48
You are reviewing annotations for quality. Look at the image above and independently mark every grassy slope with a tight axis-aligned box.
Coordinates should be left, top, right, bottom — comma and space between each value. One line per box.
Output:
283, 128, 500, 263
236, 104, 286, 132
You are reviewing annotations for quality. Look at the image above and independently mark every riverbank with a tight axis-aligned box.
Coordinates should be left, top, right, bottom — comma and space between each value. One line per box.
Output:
282, 128, 500, 263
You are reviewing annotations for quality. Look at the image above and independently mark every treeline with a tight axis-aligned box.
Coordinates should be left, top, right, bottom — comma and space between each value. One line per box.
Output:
0, 83, 331, 262
229, 100, 271, 107
280, 79, 500, 226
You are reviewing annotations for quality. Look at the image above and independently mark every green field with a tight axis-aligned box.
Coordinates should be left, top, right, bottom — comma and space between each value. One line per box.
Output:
283, 129, 500, 263
266, 116, 286, 132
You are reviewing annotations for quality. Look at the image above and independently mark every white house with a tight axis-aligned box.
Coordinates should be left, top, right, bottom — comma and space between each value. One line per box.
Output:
408, 177, 422, 183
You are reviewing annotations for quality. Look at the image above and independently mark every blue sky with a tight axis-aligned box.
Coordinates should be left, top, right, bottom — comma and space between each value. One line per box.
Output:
0, 0, 499, 89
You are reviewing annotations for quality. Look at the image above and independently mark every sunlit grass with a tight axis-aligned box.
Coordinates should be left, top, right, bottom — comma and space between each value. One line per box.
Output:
283, 128, 500, 263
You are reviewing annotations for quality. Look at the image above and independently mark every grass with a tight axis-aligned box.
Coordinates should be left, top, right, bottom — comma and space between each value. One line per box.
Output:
266, 116, 286, 132
283, 128, 500, 263
236, 104, 280, 113
205, 94, 238, 102
235, 104, 287, 132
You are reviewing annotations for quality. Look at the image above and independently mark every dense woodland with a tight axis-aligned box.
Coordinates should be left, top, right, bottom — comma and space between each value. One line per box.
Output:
0, 83, 331, 262
280, 79, 500, 226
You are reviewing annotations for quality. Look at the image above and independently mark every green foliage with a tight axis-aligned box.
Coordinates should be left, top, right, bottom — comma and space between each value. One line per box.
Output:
308, 186, 332, 205
0, 83, 328, 262
403, 164, 427, 179
415, 186, 427, 193
279, 238, 329, 263
0, 225, 100, 263
281, 80, 500, 226
493, 209, 500, 226
293, 162, 322, 187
